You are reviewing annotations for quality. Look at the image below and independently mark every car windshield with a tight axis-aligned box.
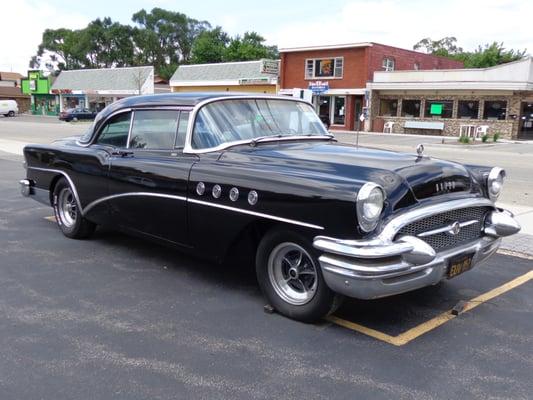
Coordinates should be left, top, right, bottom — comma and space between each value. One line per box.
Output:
191, 98, 328, 150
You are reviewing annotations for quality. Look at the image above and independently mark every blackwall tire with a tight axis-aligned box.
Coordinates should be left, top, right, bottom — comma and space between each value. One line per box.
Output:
52, 178, 95, 239
8, 111, 15, 117
256, 229, 342, 322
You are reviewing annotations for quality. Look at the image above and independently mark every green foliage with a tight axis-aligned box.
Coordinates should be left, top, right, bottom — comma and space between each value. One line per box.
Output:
191, 27, 230, 64
458, 135, 470, 144
30, 8, 277, 78
493, 132, 500, 142
481, 134, 489, 143
413, 37, 527, 68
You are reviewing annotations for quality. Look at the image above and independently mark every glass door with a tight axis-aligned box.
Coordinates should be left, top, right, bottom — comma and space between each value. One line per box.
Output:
519, 102, 533, 137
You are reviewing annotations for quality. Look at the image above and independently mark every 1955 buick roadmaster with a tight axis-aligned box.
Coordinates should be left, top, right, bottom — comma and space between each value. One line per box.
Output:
20, 93, 521, 322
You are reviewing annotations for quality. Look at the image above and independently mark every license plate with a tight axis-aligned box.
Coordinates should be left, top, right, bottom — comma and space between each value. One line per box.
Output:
447, 253, 474, 279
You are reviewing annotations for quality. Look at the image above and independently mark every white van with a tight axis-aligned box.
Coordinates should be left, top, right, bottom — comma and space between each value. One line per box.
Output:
0, 100, 18, 117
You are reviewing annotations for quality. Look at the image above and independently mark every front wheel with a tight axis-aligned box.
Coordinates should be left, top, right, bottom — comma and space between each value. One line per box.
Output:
256, 230, 342, 322
52, 178, 95, 239
8, 111, 15, 117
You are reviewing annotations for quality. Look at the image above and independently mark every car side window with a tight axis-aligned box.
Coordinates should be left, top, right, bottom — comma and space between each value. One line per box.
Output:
175, 111, 189, 148
129, 110, 179, 150
96, 112, 131, 147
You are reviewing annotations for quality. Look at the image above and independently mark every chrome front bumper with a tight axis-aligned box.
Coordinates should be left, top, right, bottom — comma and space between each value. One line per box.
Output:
313, 199, 521, 300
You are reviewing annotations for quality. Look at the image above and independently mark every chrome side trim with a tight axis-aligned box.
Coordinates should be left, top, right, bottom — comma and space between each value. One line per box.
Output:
27, 166, 322, 230
182, 95, 320, 154
188, 198, 324, 230
417, 219, 478, 238
83, 192, 187, 215
28, 167, 82, 211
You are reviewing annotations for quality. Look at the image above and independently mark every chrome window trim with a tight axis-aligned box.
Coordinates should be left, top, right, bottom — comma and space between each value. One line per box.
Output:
77, 106, 192, 147
126, 110, 135, 149
182, 95, 322, 155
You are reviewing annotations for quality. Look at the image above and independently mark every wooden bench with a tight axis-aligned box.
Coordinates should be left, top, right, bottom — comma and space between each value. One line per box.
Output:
404, 120, 444, 131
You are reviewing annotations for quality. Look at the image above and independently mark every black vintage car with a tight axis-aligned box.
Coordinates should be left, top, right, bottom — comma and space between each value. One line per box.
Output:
20, 93, 521, 322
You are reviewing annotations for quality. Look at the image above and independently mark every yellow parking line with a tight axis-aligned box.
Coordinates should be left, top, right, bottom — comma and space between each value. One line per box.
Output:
328, 270, 533, 346
44, 215, 56, 222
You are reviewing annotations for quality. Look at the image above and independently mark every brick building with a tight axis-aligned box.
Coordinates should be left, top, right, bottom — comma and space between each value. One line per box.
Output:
0, 72, 30, 113
279, 42, 462, 131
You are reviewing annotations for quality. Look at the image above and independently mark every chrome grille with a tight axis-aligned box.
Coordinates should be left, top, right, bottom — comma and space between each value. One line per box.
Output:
395, 207, 490, 252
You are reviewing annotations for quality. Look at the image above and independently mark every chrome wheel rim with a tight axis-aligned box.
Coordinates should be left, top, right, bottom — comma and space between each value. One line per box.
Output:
57, 187, 77, 228
267, 242, 318, 305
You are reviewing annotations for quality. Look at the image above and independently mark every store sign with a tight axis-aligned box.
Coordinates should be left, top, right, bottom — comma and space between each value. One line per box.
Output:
51, 89, 73, 94
239, 77, 271, 85
260, 60, 279, 75
308, 81, 329, 95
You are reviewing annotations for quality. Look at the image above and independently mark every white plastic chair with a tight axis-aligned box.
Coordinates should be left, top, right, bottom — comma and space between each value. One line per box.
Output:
383, 121, 394, 133
475, 125, 489, 138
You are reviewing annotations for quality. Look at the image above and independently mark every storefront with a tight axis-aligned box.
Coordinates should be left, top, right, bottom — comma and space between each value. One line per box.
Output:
21, 70, 59, 116
51, 66, 154, 112
368, 58, 533, 139
169, 59, 279, 94
279, 42, 462, 131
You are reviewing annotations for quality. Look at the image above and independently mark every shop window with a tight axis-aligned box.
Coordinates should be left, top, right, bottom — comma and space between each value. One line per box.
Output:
129, 110, 179, 150
305, 57, 343, 79
483, 100, 507, 120
382, 57, 395, 71
414, 62, 420, 70
458, 100, 479, 119
425, 100, 453, 118
379, 99, 398, 117
333, 96, 346, 125
401, 100, 421, 117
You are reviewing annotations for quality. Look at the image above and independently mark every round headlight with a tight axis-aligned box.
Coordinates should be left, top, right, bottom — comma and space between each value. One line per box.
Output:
356, 182, 385, 232
487, 167, 505, 202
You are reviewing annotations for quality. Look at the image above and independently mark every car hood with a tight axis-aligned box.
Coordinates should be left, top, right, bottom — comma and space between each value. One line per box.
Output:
221, 140, 475, 204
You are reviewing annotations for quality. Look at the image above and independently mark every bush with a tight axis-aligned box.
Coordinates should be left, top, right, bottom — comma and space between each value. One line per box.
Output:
493, 132, 500, 142
458, 135, 470, 144
481, 134, 489, 143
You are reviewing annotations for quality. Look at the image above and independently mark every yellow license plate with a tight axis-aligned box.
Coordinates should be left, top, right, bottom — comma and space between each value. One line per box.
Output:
447, 253, 474, 279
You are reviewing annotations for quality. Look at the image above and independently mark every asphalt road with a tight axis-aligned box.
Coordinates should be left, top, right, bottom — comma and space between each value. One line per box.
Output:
2, 156, 533, 399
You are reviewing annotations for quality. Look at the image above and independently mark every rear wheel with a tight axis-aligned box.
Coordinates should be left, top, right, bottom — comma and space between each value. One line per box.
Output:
256, 229, 342, 322
52, 178, 95, 239
8, 111, 15, 117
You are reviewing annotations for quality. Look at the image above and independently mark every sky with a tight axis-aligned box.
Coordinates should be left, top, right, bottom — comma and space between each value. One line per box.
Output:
1, 0, 532, 74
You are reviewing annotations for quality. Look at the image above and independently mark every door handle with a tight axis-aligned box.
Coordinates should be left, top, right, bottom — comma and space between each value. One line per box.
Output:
111, 150, 134, 158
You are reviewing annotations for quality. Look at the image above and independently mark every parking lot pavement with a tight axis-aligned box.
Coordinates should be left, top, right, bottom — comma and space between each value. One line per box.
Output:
2, 156, 532, 400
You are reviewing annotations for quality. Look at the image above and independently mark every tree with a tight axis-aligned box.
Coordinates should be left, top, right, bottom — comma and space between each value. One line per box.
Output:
131, 8, 210, 68
413, 37, 527, 68
224, 32, 278, 61
191, 27, 230, 64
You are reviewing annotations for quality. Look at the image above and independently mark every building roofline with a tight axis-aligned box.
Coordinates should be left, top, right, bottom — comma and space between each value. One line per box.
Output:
57, 66, 154, 73
177, 59, 278, 68
279, 42, 373, 53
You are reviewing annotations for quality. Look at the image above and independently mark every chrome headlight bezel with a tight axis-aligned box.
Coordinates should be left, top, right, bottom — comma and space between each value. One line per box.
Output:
487, 167, 505, 202
356, 182, 385, 233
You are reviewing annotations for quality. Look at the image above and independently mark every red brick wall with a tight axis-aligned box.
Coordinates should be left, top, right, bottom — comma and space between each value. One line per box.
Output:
280, 47, 369, 90
366, 43, 463, 81
279, 43, 464, 90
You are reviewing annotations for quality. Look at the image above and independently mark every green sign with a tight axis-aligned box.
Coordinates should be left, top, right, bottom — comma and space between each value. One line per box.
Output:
430, 103, 443, 115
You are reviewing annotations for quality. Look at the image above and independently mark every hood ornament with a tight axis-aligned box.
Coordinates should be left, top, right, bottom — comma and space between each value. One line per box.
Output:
416, 144, 425, 156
